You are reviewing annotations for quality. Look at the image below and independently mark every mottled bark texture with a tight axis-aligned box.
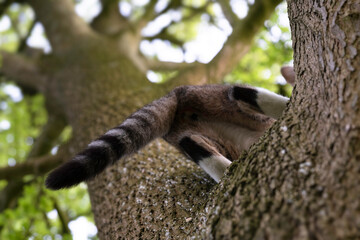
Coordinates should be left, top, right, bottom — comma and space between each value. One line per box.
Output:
202, 0, 360, 239
1, 0, 358, 239
1, 0, 283, 238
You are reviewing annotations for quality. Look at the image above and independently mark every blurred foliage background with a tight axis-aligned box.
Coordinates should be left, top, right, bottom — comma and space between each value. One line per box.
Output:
0, 0, 292, 239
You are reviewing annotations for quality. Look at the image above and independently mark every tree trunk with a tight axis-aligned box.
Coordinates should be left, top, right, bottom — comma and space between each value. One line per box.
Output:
203, 0, 360, 239
88, 1, 360, 238
1, 0, 358, 239
45, 36, 203, 238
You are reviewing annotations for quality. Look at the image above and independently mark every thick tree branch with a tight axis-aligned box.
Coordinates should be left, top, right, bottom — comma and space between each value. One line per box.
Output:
143, 2, 211, 48
0, 51, 45, 93
91, 0, 129, 36
157, 0, 182, 16
116, 31, 148, 73
144, 29, 185, 47
208, 0, 283, 82
182, 2, 212, 21
27, 114, 67, 158
162, 63, 208, 89
136, 0, 158, 30
208, 0, 281, 82
147, 58, 197, 71
163, 0, 283, 90
27, 0, 94, 53
126, 1, 211, 73
218, 0, 239, 26
137, 0, 210, 35
0, 154, 63, 180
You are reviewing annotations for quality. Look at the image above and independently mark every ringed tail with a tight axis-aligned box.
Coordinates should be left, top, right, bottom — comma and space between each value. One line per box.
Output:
45, 93, 177, 190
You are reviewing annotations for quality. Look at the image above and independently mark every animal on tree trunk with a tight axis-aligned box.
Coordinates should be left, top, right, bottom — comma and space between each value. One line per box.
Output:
45, 67, 295, 189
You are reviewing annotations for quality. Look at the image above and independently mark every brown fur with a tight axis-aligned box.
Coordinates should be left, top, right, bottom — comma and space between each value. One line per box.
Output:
165, 85, 274, 160
46, 67, 295, 189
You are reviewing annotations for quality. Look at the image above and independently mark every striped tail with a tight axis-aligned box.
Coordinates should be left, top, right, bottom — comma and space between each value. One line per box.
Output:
45, 93, 177, 190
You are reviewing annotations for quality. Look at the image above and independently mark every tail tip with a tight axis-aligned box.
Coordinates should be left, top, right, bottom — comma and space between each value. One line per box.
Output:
45, 160, 89, 190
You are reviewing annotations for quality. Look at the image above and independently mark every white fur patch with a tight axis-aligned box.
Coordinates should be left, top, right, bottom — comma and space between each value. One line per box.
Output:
104, 128, 124, 137
255, 87, 289, 119
207, 122, 263, 152
198, 155, 232, 183
122, 118, 138, 126
88, 140, 110, 148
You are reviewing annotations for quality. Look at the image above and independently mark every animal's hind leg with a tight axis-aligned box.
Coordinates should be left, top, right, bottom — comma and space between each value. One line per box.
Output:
254, 67, 295, 119
179, 134, 231, 182
253, 87, 289, 119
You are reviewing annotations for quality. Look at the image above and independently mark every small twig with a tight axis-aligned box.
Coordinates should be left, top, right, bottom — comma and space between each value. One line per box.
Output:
0, 51, 45, 93
52, 197, 71, 234
0, 154, 63, 180
27, 114, 67, 158
18, 19, 37, 52
182, 2, 212, 22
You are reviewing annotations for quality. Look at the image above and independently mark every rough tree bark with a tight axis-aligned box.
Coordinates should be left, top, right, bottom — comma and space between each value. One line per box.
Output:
0, 0, 358, 239
202, 0, 360, 239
